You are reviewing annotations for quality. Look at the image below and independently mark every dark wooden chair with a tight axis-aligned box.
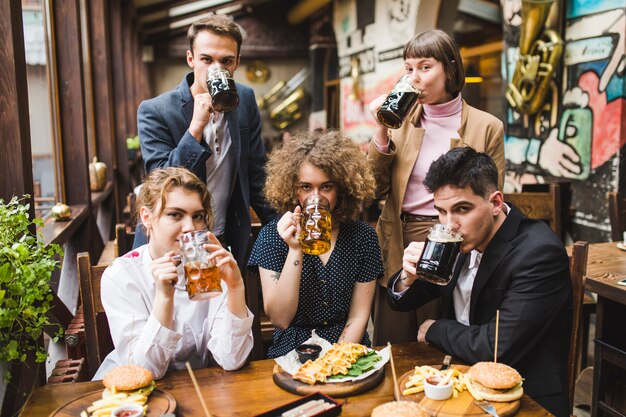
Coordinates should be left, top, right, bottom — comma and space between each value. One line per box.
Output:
77, 252, 114, 379
504, 182, 562, 240
608, 191, 626, 242
114, 223, 135, 257
568, 241, 589, 415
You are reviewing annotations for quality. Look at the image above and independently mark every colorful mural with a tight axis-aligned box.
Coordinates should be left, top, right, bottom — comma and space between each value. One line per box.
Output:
502, 0, 626, 241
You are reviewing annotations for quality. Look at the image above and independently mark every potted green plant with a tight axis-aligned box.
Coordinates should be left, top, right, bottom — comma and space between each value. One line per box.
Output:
0, 196, 63, 381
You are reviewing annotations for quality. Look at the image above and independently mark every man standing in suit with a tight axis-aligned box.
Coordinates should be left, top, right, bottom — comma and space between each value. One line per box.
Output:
388, 147, 571, 417
137, 15, 273, 264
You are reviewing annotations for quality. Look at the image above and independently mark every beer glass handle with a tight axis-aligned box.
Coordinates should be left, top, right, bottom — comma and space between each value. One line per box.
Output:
170, 255, 186, 291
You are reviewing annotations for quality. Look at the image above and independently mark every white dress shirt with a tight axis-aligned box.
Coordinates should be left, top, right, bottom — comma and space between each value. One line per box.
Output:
453, 250, 482, 325
92, 244, 254, 380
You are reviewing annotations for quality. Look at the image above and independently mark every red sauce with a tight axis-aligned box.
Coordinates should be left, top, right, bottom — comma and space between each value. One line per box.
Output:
426, 376, 442, 385
299, 347, 318, 354
114, 410, 140, 417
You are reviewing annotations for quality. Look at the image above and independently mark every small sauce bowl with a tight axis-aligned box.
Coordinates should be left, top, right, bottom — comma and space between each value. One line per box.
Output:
424, 376, 452, 400
111, 403, 145, 417
295, 344, 322, 363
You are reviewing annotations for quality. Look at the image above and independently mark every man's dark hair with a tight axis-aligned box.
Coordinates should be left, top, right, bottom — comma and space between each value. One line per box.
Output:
424, 146, 498, 197
188, 14, 242, 55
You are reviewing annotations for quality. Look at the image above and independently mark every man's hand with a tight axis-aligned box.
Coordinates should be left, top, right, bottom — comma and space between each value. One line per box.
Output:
417, 319, 435, 342
395, 241, 424, 291
189, 93, 214, 141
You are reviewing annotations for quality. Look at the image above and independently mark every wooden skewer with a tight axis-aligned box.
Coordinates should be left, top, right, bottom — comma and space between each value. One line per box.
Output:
494, 309, 500, 363
186, 362, 213, 417
388, 342, 400, 401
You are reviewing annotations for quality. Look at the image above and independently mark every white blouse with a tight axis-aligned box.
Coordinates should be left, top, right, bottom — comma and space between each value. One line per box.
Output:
92, 244, 254, 380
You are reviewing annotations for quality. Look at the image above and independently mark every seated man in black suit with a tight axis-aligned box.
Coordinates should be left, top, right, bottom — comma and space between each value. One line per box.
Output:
388, 146, 572, 417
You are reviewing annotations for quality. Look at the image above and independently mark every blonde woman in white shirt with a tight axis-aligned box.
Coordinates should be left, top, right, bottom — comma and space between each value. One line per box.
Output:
93, 167, 253, 380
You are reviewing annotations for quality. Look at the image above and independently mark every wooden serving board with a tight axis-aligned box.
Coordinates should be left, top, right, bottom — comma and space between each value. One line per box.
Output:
397, 365, 520, 417
273, 364, 385, 397
49, 388, 177, 417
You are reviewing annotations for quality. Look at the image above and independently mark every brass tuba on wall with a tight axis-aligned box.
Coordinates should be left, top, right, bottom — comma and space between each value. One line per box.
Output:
270, 87, 305, 129
506, 0, 563, 115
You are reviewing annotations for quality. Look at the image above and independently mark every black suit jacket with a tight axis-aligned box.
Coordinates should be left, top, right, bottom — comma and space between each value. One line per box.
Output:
388, 206, 572, 417
135, 73, 274, 264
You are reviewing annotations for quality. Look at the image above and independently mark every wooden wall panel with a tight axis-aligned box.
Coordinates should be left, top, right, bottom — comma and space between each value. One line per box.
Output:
109, 0, 130, 213
51, 0, 90, 206
0, 0, 35, 206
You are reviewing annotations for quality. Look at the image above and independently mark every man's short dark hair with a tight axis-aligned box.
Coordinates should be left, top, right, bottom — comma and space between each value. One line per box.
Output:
424, 146, 499, 197
188, 14, 242, 56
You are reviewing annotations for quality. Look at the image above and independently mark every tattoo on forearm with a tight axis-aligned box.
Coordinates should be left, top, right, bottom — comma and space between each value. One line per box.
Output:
339, 322, 352, 341
294, 260, 300, 266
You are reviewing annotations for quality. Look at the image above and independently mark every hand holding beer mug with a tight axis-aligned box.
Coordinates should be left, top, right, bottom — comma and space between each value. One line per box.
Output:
207, 67, 239, 113
415, 224, 463, 285
376, 74, 421, 129
300, 195, 332, 255
173, 230, 222, 300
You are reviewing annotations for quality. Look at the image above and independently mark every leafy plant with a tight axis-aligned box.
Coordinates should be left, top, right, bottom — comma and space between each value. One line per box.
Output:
0, 196, 63, 380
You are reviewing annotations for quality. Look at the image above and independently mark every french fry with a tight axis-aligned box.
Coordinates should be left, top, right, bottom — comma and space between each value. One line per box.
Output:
402, 386, 425, 395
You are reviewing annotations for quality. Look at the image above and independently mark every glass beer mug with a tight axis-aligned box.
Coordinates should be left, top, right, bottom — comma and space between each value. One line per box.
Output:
415, 224, 463, 285
207, 67, 239, 113
173, 230, 222, 300
376, 74, 421, 129
300, 195, 332, 256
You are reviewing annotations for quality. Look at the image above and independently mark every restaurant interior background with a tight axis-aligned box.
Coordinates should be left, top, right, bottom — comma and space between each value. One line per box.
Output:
2, 0, 625, 414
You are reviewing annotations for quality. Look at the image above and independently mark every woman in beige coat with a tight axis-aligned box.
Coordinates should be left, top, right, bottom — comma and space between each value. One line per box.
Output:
368, 29, 504, 345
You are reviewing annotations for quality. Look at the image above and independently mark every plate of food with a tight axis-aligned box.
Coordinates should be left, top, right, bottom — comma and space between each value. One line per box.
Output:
273, 339, 389, 397
397, 362, 522, 417
50, 365, 177, 417
617, 242, 626, 251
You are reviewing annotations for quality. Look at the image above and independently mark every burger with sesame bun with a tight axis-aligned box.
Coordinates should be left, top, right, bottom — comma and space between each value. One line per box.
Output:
466, 362, 523, 402
102, 365, 156, 398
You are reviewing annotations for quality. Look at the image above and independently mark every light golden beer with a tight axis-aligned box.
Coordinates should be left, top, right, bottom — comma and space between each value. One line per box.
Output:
300, 195, 332, 255
184, 261, 221, 300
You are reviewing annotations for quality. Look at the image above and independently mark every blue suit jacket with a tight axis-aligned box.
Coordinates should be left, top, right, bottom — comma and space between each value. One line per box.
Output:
388, 206, 572, 417
137, 72, 273, 264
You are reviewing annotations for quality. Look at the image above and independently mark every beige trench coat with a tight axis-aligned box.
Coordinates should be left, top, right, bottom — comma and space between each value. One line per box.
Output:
368, 100, 505, 286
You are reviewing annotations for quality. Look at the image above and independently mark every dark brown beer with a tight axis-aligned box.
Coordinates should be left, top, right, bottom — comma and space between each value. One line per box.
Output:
377, 90, 419, 129
416, 238, 462, 285
208, 77, 239, 112
184, 261, 221, 300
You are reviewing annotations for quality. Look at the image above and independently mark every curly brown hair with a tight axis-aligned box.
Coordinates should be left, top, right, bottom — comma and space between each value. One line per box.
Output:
264, 131, 376, 223
136, 167, 213, 229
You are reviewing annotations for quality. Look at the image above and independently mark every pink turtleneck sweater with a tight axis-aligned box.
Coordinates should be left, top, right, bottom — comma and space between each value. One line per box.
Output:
402, 94, 462, 215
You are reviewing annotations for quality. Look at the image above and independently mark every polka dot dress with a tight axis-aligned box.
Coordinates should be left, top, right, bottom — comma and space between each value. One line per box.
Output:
248, 218, 384, 358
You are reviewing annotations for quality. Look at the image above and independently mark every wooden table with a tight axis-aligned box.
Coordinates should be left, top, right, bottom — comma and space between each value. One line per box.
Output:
583, 243, 626, 417
20, 343, 551, 417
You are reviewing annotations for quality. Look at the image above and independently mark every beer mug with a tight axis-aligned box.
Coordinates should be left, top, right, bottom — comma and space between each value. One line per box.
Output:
376, 74, 421, 129
300, 195, 332, 255
173, 230, 222, 300
415, 224, 463, 285
207, 67, 239, 112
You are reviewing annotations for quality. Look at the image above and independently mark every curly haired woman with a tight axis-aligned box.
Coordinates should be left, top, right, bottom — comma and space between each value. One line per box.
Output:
248, 131, 384, 358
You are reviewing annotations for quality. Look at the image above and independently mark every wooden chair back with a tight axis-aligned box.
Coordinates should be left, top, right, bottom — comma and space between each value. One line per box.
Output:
77, 252, 114, 379
504, 182, 562, 240
114, 223, 135, 257
608, 192, 626, 242
568, 240, 589, 414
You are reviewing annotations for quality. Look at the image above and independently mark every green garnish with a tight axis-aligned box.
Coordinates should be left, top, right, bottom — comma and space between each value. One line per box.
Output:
328, 350, 382, 380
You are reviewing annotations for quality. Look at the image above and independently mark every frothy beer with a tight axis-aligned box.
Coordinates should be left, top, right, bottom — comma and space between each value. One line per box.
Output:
300, 195, 332, 256
207, 67, 239, 112
377, 75, 420, 129
184, 261, 221, 300
416, 224, 463, 285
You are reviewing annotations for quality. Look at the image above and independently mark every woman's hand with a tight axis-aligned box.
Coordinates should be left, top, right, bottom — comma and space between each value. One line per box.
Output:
368, 94, 388, 126
204, 232, 244, 292
150, 251, 180, 299
276, 207, 302, 250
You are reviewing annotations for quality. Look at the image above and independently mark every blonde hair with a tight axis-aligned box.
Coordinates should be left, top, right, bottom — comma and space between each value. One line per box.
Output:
136, 167, 213, 229
264, 131, 376, 223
